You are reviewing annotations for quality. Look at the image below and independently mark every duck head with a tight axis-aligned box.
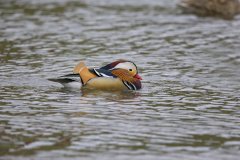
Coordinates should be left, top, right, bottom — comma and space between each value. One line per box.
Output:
100, 60, 142, 80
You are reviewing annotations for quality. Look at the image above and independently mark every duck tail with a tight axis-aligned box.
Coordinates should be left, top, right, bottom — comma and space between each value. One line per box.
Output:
73, 61, 97, 85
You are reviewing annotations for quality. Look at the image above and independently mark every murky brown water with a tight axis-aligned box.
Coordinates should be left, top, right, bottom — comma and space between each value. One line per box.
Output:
0, 0, 240, 160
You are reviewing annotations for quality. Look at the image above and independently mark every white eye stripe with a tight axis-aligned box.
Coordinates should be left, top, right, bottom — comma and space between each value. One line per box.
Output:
113, 62, 137, 71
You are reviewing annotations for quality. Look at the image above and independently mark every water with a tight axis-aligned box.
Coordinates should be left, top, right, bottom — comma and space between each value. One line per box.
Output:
0, 0, 240, 160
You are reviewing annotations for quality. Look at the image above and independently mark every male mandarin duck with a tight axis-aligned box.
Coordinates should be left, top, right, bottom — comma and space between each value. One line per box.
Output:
179, 0, 240, 19
48, 60, 142, 90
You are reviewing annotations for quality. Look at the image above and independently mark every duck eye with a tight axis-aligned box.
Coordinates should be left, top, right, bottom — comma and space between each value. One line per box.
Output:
129, 69, 133, 71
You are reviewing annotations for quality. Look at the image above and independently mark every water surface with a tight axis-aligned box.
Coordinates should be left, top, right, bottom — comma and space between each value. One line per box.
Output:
0, 0, 240, 160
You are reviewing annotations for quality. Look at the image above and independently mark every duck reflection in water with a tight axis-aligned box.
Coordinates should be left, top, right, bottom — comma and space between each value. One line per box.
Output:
80, 88, 141, 101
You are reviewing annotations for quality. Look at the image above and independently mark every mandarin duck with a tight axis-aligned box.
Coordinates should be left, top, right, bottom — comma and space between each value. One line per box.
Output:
48, 60, 142, 90
179, 0, 240, 19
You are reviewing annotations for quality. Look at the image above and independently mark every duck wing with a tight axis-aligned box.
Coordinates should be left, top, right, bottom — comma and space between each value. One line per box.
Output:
89, 68, 117, 78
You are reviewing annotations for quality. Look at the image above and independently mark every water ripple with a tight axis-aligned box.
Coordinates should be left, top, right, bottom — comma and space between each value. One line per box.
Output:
0, 0, 240, 160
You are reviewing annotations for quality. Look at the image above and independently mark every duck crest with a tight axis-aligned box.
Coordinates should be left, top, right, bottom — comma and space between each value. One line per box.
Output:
100, 59, 127, 70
